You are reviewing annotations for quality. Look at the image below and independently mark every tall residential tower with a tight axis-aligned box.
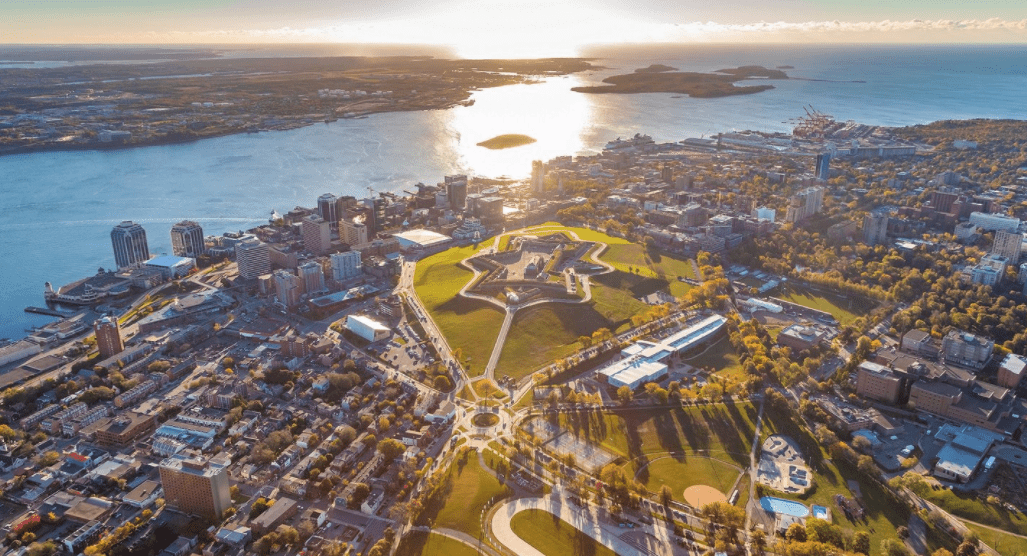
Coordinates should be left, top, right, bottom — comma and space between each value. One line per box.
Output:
170, 221, 205, 259
111, 221, 150, 269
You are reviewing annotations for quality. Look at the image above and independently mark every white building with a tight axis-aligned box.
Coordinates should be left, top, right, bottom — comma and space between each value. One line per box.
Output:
345, 315, 390, 342
752, 206, 776, 222
969, 212, 1020, 233
341, 219, 369, 247
144, 255, 195, 280
236, 240, 271, 280
331, 251, 363, 281
968, 254, 1008, 287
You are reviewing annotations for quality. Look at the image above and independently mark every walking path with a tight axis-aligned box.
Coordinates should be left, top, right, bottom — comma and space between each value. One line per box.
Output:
491, 494, 673, 556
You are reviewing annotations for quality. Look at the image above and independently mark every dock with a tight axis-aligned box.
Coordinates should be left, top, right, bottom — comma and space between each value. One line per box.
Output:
24, 306, 72, 318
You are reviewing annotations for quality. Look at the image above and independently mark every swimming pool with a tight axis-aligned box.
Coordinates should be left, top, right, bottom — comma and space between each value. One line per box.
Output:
760, 496, 810, 518
812, 505, 829, 520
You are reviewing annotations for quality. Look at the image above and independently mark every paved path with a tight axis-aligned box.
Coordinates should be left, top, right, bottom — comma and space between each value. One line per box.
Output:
491, 495, 673, 556
484, 308, 516, 379
407, 526, 501, 556
744, 398, 766, 556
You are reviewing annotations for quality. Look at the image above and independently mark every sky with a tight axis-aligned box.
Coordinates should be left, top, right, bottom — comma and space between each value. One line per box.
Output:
4, 0, 1027, 57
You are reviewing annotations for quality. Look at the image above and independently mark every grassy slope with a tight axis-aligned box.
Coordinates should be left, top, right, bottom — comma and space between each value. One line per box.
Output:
510, 509, 619, 556
963, 522, 1027, 555
416, 454, 511, 540
680, 336, 744, 379
777, 284, 875, 327
923, 488, 1027, 536
395, 532, 482, 556
414, 244, 504, 376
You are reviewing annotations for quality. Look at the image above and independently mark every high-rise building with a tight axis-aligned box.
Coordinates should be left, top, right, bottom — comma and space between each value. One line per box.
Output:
363, 198, 386, 235
445, 175, 467, 210
340, 219, 369, 247
94, 316, 124, 359
111, 221, 150, 269
301, 215, 331, 255
969, 211, 1020, 233
531, 160, 545, 195
158, 456, 231, 521
317, 193, 339, 228
815, 152, 831, 181
170, 221, 205, 259
235, 239, 271, 279
298, 261, 325, 295
862, 213, 890, 246
273, 269, 304, 307
992, 230, 1023, 262
784, 187, 824, 223
331, 251, 363, 281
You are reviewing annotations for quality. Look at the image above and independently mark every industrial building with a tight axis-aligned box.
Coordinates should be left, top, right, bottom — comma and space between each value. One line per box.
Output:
345, 314, 390, 342
597, 315, 726, 389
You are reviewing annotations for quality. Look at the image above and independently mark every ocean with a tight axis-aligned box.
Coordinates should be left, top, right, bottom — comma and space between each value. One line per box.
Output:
2, 43, 1025, 340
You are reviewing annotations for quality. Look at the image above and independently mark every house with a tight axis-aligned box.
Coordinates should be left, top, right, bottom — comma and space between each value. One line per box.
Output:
361, 486, 385, 515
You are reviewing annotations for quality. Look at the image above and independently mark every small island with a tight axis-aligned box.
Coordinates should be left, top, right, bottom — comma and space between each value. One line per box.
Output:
634, 64, 678, 73
476, 134, 537, 150
573, 65, 788, 98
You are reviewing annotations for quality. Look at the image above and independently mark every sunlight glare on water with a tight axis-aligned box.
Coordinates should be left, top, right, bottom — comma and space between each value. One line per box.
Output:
446, 75, 593, 178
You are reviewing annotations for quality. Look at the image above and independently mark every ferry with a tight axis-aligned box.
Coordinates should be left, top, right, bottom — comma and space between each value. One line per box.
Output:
604, 133, 655, 151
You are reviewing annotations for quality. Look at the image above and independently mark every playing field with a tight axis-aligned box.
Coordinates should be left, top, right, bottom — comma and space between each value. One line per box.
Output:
510, 509, 618, 556
777, 284, 876, 326
638, 456, 740, 500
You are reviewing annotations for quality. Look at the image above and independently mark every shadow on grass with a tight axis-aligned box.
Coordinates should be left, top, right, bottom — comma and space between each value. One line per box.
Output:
593, 270, 670, 298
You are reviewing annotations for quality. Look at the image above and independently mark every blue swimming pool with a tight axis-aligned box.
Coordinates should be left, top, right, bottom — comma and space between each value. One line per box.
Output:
760, 496, 810, 518
812, 505, 829, 520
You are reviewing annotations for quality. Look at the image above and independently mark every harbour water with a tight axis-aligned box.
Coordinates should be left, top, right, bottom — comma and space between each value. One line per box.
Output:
2, 44, 1026, 340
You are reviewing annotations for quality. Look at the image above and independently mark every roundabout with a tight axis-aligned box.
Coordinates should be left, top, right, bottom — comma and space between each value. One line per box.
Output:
472, 412, 500, 427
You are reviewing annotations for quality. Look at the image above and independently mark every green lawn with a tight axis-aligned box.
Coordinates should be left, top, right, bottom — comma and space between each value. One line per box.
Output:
923, 488, 1027, 537
496, 304, 610, 381
414, 244, 505, 376
395, 532, 482, 556
416, 453, 511, 540
680, 336, 744, 379
552, 402, 760, 473
963, 522, 1027, 555
510, 509, 618, 556
637, 455, 741, 498
777, 284, 876, 327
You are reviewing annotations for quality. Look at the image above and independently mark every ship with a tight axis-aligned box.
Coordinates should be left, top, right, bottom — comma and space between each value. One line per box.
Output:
604, 133, 655, 151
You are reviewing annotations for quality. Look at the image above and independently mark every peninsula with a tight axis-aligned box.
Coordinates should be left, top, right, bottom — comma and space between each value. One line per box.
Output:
572, 64, 788, 98
476, 134, 537, 150
0, 54, 594, 156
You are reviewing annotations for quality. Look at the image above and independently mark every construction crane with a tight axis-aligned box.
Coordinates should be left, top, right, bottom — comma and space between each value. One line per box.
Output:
791, 104, 835, 138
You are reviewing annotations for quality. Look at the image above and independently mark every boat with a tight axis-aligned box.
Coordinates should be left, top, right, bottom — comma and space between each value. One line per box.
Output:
604, 133, 655, 151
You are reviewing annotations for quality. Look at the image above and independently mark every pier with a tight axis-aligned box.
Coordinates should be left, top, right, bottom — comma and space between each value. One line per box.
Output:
24, 306, 72, 318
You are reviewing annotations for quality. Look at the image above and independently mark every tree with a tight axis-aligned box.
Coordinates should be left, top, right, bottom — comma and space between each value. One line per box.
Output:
37, 451, 60, 467
26, 541, 58, 556
348, 483, 371, 508
659, 485, 673, 507
378, 438, 406, 461
617, 386, 633, 404
0, 424, 18, 441
785, 522, 807, 542
882, 539, 911, 556
852, 531, 871, 555
249, 498, 273, 519
750, 529, 767, 555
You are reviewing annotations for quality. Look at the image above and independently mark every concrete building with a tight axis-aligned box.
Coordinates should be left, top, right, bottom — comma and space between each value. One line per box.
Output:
111, 221, 150, 269
942, 330, 994, 370
170, 221, 205, 258
94, 412, 156, 447
777, 324, 826, 352
297, 261, 325, 295
856, 362, 906, 404
340, 219, 369, 247
932, 426, 996, 483
862, 213, 889, 246
784, 187, 824, 223
235, 239, 271, 280
302, 215, 331, 255
445, 174, 468, 210
967, 254, 1008, 287
330, 251, 362, 281
998, 353, 1027, 389
273, 270, 304, 308
992, 230, 1023, 262
345, 314, 390, 342
901, 330, 939, 359
94, 315, 124, 359
158, 455, 231, 521
969, 211, 1020, 233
